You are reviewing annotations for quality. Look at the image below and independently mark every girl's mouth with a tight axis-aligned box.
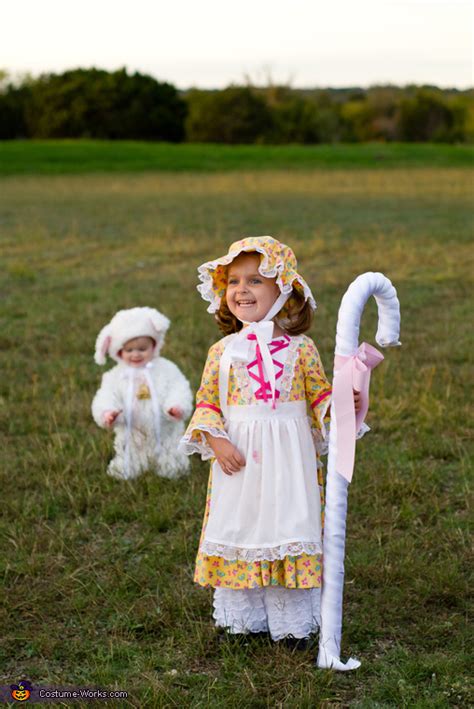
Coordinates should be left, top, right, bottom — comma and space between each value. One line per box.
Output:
237, 300, 256, 307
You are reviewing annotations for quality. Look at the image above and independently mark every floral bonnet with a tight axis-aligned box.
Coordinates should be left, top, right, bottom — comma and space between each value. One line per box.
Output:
197, 236, 316, 313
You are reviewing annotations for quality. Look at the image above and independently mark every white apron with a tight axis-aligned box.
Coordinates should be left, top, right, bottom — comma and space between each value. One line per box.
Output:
200, 400, 322, 562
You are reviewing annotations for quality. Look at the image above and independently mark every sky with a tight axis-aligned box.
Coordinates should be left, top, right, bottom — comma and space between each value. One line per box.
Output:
2, 0, 472, 89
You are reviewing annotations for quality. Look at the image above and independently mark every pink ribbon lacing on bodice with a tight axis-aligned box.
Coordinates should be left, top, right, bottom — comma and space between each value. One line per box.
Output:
246, 334, 290, 404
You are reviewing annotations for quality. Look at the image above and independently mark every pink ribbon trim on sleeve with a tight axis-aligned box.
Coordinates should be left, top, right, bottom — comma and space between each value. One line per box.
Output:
311, 389, 331, 410
333, 342, 384, 483
196, 402, 222, 415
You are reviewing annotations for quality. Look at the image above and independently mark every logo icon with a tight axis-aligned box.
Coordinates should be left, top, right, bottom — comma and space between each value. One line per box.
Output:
10, 680, 33, 702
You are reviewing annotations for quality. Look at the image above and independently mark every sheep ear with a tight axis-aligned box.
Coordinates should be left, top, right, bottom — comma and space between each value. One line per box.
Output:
95, 326, 112, 365
149, 311, 170, 337
147, 311, 170, 353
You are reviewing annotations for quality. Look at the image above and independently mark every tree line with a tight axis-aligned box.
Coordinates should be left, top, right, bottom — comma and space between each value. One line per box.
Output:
0, 68, 472, 143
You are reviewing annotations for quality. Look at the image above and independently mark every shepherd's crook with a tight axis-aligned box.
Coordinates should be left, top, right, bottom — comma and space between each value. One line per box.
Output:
317, 272, 401, 671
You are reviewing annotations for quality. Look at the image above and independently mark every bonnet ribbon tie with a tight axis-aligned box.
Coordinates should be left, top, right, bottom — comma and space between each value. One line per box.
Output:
218, 292, 289, 419
332, 342, 384, 483
122, 362, 161, 478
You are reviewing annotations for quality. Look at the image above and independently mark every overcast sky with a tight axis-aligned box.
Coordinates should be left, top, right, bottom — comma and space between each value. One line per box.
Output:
2, 0, 472, 88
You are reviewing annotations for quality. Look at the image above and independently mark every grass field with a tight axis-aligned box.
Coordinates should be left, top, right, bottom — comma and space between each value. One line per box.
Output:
0, 144, 472, 707
0, 140, 473, 175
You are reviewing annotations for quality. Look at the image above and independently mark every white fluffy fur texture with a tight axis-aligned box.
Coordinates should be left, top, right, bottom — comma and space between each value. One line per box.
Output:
94, 307, 171, 365
92, 357, 193, 480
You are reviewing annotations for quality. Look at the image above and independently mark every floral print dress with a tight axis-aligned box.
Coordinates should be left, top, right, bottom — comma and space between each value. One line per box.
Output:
181, 332, 331, 592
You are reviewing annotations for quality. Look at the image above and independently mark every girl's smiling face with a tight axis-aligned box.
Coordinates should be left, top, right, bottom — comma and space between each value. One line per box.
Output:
119, 336, 155, 367
226, 252, 280, 323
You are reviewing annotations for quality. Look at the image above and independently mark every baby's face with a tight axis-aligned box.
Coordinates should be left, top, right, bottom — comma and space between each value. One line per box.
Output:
120, 336, 155, 367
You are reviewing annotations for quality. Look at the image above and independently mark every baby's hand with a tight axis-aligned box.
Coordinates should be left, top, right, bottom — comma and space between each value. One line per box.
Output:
353, 390, 362, 413
167, 406, 184, 420
103, 410, 121, 427
205, 435, 246, 476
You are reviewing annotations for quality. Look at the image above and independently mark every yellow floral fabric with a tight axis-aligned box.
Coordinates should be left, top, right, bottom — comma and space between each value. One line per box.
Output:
186, 333, 332, 589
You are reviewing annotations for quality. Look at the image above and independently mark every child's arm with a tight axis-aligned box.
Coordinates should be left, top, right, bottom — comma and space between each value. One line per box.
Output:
303, 340, 366, 451
326, 390, 361, 416
103, 409, 122, 427
178, 340, 245, 469
302, 337, 333, 443
91, 369, 122, 429
203, 433, 245, 475
353, 390, 362, 413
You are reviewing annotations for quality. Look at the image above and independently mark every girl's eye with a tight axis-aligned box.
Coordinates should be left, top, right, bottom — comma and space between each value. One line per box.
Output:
250, 278, 262, 284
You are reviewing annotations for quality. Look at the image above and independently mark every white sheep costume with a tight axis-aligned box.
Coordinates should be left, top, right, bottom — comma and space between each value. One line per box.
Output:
92, 307, 193, 480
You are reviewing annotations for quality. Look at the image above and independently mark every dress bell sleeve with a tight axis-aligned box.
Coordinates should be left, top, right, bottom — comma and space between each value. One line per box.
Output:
178, 341, 230, 460
301, 337, 332, 452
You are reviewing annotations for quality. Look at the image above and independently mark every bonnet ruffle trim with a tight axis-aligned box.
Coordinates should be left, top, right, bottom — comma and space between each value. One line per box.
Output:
197, 240, 316, 313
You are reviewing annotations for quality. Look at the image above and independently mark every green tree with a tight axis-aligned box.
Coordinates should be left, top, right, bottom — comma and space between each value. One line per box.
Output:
341, 87, 400, 142
270, 96, 321, 143
25, 68, 186, 140
239, 84, 341, 144
0, 83, 30, 138
398, 88, 463, 142
185, 86, 273, 143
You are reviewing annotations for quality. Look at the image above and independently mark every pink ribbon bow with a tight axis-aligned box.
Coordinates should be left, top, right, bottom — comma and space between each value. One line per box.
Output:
333, 342, 384, 483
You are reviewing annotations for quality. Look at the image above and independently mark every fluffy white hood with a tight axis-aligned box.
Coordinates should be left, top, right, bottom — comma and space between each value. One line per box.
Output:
94, 307, 171, 365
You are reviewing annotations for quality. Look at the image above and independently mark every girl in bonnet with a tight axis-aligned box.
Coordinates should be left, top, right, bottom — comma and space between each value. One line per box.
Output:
92, 307, 193, 480
180, 237, 361, 645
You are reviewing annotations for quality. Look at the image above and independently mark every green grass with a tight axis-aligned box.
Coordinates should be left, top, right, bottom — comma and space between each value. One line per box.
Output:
0, 161, 472, 707
0, 140, 473, 175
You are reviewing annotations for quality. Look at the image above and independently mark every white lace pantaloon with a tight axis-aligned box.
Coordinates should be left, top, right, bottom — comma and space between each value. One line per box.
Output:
213, 586, 321, 641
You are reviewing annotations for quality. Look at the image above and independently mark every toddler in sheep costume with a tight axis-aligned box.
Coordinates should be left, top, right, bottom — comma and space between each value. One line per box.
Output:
92, 307, 192, 480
